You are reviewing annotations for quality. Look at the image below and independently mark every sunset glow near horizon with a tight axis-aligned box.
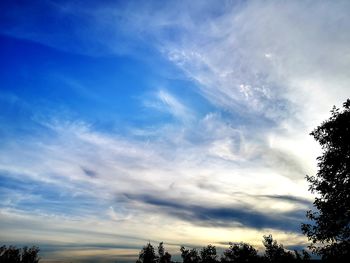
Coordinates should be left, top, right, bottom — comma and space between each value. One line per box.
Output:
1, 1, 350, 262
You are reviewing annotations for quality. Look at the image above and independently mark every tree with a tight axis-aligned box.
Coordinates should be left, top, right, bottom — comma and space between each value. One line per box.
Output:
262, 235, 295, 263
0, 246, 20, 263
160, 251, 171, 263
301, 99, 350, 260
158, 242, 171, 263
293, 250, 310, 262
137, 243, 158, 263
199, 245, 218, 263
221, 242, 260, 263
158, 242, 164, 259
0, 246, 40, 263
180, 246, 200, 263
21, 246, 40, 263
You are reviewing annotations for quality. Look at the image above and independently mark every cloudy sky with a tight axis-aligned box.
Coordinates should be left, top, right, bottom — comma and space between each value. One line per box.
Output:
1, 0, 349, 262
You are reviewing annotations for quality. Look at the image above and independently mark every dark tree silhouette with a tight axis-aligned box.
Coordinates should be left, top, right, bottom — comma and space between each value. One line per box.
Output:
158, 242, 164, 259
262, 235, 295, 263
0, 246, 40, 263
158, 242, 171, 263
180, 246, 200, 263
137, 243, 158, 263
21, 246, 40, 263
221, 242, 260, 263
199, 245, 218, 263
293, 249, 310, 262
301, 250, 310, 262
301, 99, 350, 260
0, 246, 20, 263
136, 237, 312, 263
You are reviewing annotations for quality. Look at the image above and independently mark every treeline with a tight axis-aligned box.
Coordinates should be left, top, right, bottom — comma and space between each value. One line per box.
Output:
0, 235, 315, 263
136, 235, 312, 263
0, 245, 40, 263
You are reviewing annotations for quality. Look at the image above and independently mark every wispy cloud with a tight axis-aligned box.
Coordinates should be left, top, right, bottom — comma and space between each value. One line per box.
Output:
1, 0, 349, 261
0, 117, 312, 244
143, 89, 194, 122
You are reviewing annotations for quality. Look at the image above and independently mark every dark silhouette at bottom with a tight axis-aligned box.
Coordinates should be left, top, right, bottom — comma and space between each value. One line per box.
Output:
0, 245, 40, 263
137, 235, 312, 263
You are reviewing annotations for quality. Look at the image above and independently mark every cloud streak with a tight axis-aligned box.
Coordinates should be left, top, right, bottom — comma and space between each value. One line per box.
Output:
0, 117, 312, 230
1, 0, 349, 261
124, 193, 308, 232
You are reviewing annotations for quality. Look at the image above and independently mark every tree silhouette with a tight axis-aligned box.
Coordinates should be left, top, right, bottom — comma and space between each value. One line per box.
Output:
180, 246, 200, 263
0, 246, 20, 263
221, 242, 260, 263
262, 235, 295, 263
21, 246, 40, 263
301, 99, 350, 260
137, 243, 157, 263
199, 245, 218, 263
137, 242, 172, 263
158, 242, 171, 263
158, 242, 164, 259
136, 237, 312, 263
0, 246, 40, 263
293, 249, 310, 262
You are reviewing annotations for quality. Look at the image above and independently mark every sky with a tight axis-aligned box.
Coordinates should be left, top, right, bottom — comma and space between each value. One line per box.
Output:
0, 0, 350, 262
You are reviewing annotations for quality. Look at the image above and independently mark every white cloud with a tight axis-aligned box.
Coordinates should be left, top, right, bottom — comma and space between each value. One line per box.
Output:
122, 0, 350, 127
2, 0, 349, 258
0, 116, 312, 238
143, 89, 194, 122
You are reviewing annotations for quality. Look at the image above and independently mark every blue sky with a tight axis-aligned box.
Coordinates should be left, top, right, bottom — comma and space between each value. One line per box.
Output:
1, 1, 350, 262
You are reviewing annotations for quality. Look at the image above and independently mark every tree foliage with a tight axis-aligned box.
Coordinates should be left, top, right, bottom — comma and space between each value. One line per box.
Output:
221, 242, 259, 263
180, 246, 200, 263
137, 243, 158, 263
152, 235, 310, 263
262, 235, 295, 263
301, 99, 350, 260
158, 242, 172, 263
199, 245, 217, 263
0, 246, 40, 263
137, 242, 172, 263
